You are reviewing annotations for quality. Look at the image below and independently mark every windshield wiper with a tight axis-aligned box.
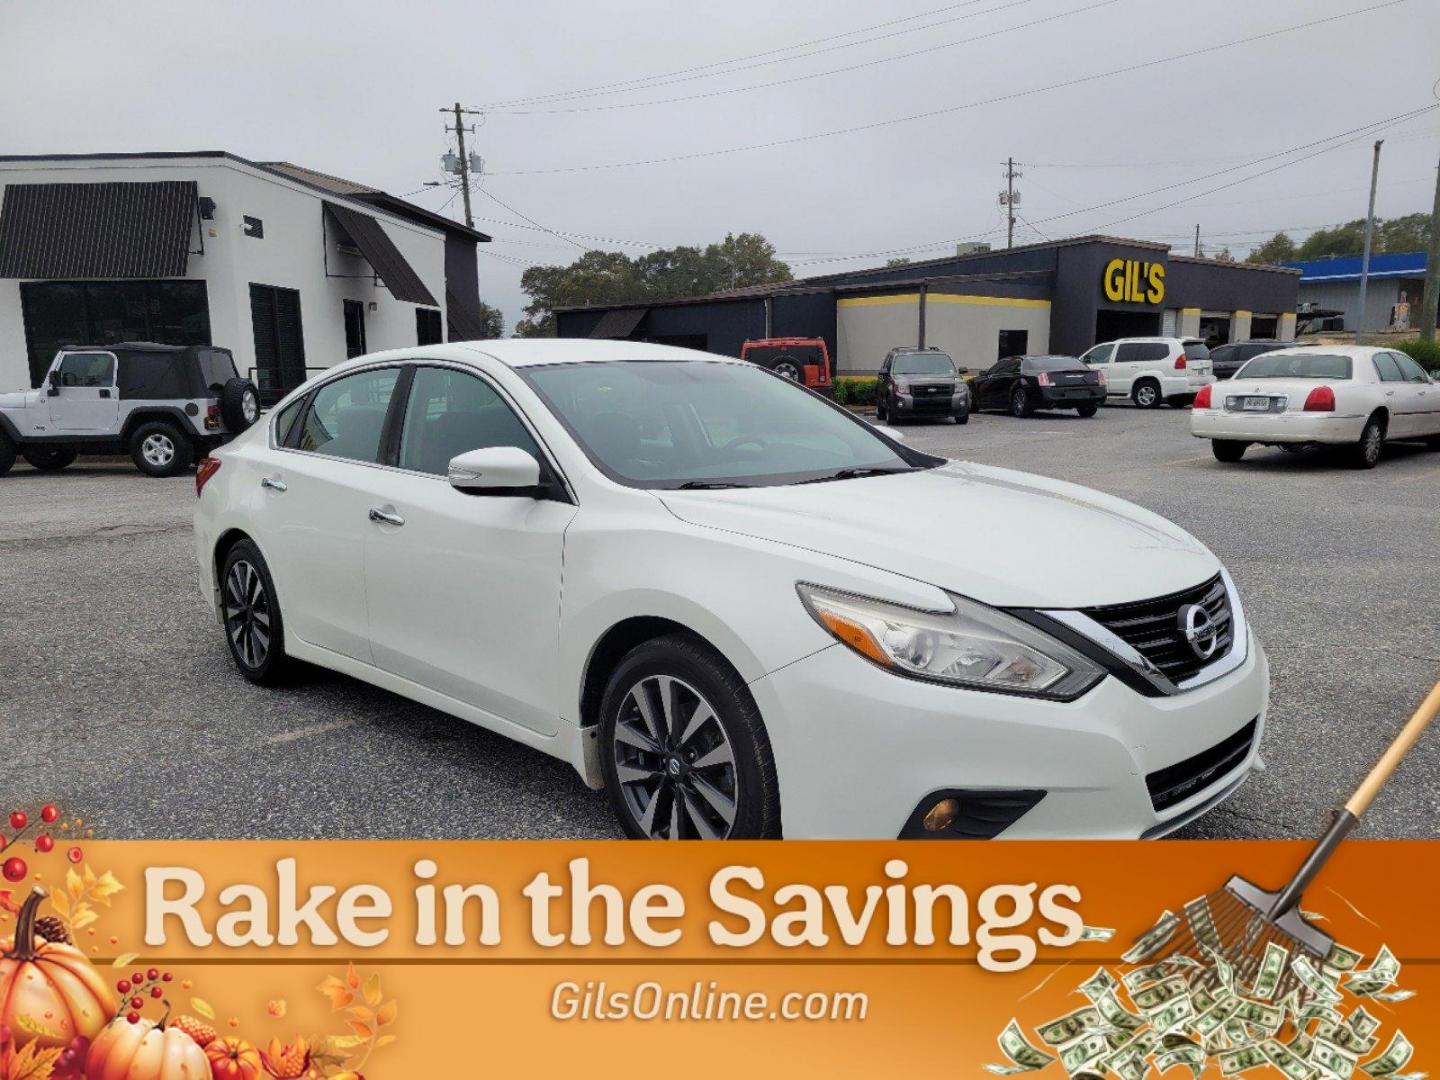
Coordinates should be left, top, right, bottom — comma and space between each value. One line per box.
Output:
791, 466, 921, 485
674, 480, 753, 490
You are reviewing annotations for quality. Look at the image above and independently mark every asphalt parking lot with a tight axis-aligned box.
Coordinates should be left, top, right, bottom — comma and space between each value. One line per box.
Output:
2, 403, 1438, 841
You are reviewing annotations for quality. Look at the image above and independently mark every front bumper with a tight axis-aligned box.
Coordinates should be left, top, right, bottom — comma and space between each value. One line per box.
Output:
1191, 408, 1367, 444
894, 391, 968, 416
749, 631, 1268, 839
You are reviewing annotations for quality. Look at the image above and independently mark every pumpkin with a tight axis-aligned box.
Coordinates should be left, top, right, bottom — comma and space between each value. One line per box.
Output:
206, 1036, 264, 1080
86, 1014, 210, 1080
0, 887, 115, 1050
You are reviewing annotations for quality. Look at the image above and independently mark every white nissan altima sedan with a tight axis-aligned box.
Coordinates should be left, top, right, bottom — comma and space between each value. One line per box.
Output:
194, 341, 1268, 840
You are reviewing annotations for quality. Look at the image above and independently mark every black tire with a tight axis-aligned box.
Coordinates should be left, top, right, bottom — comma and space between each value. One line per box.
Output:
599, 633, 781, 840
875, 398, 888, 422
954, 412, 969, 425
1423, 434, 1440, 450
220, 539, 292, 685
1212, 440, 1248, 463
129, 420, 194, 477
1076, 404, 1099, 418
1351, 415, 1385, 470
0, 435, 14, 478
21, 448, 78, 471
1165, 394, 1195, 409
1132, 379, 1162, 409
220, 378, 261, 431
1010, 386, 1033, 418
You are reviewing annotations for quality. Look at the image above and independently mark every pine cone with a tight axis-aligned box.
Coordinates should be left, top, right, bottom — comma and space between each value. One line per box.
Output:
33, 915, 70, 944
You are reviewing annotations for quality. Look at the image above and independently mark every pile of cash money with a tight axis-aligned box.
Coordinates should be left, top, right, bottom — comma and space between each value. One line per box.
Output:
986, 911, 1421, 1080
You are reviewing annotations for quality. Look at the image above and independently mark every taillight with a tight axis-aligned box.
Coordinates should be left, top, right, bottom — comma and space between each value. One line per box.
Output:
205, 403, 221, 431
1174, 353, 1187, 370
196, 456, 221, 497
1303, 386, 1335, 412
1194, 385, 1212, 409
1036, 371, 1053, 386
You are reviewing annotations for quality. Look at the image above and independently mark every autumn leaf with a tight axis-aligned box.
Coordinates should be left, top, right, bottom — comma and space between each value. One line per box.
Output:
346, 1021, 373, 1041
345, 1006, 373, 1024
191, 998, 216, 1021
345, 963, 360, 990
90, 871, 124, 905
361, 972, 382, 1008
14, 1015, 64, 1041
322, 1035, 366, 1053
65, 869, 83, 902
3, 1041, 64, 1080
375, 1000, 397, 1027
374, 1034, 398, 1050
44, 892, 66, 919
317, 976, 354, 1011
70, 907, 98, 932
111, 952, 138, 968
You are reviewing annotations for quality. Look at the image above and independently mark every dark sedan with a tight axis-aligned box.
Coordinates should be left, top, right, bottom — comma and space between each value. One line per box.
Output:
971, 355, 1105, 418
1208, 340, 1291, 380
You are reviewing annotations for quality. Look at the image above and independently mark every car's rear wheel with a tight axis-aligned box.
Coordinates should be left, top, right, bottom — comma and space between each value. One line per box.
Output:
221, 378, 262, 431
0, 435, 15, 478
1351, 415, 1384, 470
1132, 379, 1161, 409
1076, 404, 1099, 418
22, 448, 78, 471
1212, 439, 1247, 463
1010, 386, 1033, 418
599, 634, 780, 840
220, 540, 292, 684
129, 421, 193, 477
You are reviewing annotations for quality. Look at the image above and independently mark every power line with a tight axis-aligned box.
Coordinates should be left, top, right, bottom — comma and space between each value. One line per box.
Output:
477, 183, 587, 252
485, 0, 1407, 177
489, 0, 1111, 116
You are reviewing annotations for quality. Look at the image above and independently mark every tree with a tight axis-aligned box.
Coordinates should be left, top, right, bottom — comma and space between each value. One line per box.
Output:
1245, 232, 1296, 265
885, 257, 913, 267
515, 233, 792, 336
477, 300, 504, 339
1212, 246, 1236, 263
1285, 214, 1432, 262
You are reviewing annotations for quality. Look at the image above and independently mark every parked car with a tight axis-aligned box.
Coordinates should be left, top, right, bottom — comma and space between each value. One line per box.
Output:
740, 337, 832, 394
970, 355, 1105, 418
1208, 340, 1292, 380
196, 340, 1267, 841
1191, 345, 1440, 469
0, 343, 260, 478
875, 346, 970, 424
1079, 337, 1214, 408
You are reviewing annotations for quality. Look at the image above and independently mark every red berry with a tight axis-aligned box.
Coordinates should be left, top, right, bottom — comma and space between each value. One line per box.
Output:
130, 996, 144, 1010
1, 857, 26, 883
117, 980, 131, 994
66, 846, 83, 864
132, 972, 144, 985
126, 1012, 140, 1024
41, 805, 59, 824
162, 972, 173, 982
150, 986, 163, 999
35, 834, 54, 853
8, 812, 26, 831
147, 968, 159, 981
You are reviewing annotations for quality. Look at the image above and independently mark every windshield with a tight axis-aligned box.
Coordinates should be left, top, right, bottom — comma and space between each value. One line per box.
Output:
1183, 342, 1211, 362
523, 360, 934, 488
893, 352, 956, 376
1237, 352, 1351, 380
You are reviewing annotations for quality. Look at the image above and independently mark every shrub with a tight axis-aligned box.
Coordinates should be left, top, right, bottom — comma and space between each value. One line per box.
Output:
835, 376, 878, 406
1392, 336, 1440, 373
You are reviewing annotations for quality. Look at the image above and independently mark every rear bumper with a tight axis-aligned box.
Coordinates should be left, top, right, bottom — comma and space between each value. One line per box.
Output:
1191, 408, 1368, 444
1038, 386, 1105, 406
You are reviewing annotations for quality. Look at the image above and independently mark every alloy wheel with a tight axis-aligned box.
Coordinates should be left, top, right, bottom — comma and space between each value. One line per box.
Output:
612, 674, 738, 839
141, 433, 175, 467
1134, 384, 1158, 408
1362, 423, 1382, 465
224, 560, 272, 670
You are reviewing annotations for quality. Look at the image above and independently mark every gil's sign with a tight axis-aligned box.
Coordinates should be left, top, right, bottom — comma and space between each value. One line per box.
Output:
1103, 258, 1165, 304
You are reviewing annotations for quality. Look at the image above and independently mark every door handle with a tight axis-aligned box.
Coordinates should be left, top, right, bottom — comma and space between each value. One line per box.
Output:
260, 476, 287, 492
368, 506, 405, 527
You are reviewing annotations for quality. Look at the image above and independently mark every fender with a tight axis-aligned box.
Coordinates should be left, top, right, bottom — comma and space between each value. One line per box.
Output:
0, 411, 19, 444
120, 405, 204, 442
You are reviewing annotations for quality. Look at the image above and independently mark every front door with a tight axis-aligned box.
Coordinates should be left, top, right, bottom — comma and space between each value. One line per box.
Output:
361, 364, 576, 736
1375, 351, 1429, 437
1391, 352, 1440, 435
250, 284, 307, 406
260, 365, 404, 662
1080, 343, 1114, 396
47, 351, 119, 432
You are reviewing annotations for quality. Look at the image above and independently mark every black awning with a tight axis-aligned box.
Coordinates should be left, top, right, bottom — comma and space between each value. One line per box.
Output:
0, 180, 197, 279
589, 307, 647, 339
445, 284, 486, 341
324, 201, 437, 306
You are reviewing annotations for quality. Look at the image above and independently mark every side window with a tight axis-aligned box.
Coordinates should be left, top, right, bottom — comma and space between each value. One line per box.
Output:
397, 366, 541, 476
55, 352, 115, 387
273, 395, 308, 447
1391, 353, 1430, 384
297, 367, 402, 462
1371, 353, 1404, 382
1114, 344, 1141, 364
1210, 345, 1234, 365
1083, 343, 1113, 365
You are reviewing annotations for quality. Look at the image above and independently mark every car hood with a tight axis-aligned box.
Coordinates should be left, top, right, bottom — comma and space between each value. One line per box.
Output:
657, 461, 1218, 609
0, 389, 36, 411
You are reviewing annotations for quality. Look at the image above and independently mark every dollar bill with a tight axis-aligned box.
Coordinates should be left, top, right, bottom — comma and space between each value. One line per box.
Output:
1300, 1002, 1344, 1027
1149, 995, 1196, 1034
1060, 1033, 1111, 1075
1264, 1038, 1320, 1080
1037, 1007, 1103, 1047
1078, 967, 1119, 1003
1360, 1032, 1413, 1078
1080, 925, 1116, 942
1203, 944, 1237, 993
1345, 946, 1400, 995
1095, 990, 1147, 1034
1325, 943, 1365, 973
1321, 1022, 1379, 1058
1313, 1037, 1360, 1080
1123, 912, 1180, 965
1219, 1045, 1269, 1076
1193, 998, 1242, 1039
1123, 963, 1172, 992
1293, 955, 1344, 1005
1366, 989, 1415, 1003
1289, 1031, 1315, 1059
1132, 975, 1189, 1013
1233, 999, 1284, 1033
988, 1020, 1057, 1075
1349, 1007, 1382, 1039
1155, 1045, 1206, 1078
1251, 941, 1290, 1001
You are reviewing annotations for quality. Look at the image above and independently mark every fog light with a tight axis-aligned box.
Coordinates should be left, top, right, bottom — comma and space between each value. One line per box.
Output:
922, 798, 961, 832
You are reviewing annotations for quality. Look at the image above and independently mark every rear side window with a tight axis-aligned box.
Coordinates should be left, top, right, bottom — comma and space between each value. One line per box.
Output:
1371, 353, 1404, 382
1183, 342, 1211, 362
1210, 345, 1236, 365
297, 367, 402, 462
55, 352, 115, 387
397, 367, 540, 476
194, 348, 239, 391
1116, 343, 1170, 363
117, 351, 189, 399
1390, 353, 1430, 384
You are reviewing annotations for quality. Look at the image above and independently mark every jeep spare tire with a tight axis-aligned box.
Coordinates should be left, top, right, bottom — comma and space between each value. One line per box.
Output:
221, 378, 261, 431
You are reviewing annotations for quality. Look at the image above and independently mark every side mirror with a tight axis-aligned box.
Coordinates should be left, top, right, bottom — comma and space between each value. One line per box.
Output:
956, 367, 970, 376
46, 372, 60, 396
448, 446, 543, 496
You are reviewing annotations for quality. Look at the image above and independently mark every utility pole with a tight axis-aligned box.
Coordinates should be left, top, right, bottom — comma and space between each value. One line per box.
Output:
1194, 225, 1201, 258
1000, 159, 1022, 248
1420, 143, 1440, 343
440, 102, 484, 229
1355, 139, 1383, 343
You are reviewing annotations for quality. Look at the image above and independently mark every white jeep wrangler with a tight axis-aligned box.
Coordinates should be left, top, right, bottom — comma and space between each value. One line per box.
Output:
0, 342, 260, 478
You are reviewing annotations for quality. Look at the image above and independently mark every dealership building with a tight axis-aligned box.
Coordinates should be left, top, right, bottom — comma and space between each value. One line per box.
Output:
0, 151, 491, 396
557, 235, 1302, 374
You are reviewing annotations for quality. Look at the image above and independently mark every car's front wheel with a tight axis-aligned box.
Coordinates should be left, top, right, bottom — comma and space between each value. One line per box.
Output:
599, 634, 780, 840
130, 421, 193, 477
220, 540, 292, 684
1132, 379, 1161, 409
22, 448, 78, 471
1212, 439, 1248, 463
1010, 386, 1033, 418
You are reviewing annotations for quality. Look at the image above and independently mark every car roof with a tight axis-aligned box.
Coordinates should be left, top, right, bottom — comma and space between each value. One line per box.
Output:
311, 339, 740, 378
1250, 344, 1386, 358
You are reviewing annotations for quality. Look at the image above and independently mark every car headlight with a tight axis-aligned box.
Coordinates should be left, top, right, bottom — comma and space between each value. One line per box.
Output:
894, 379, 910, 394
797, 584, 1104, 700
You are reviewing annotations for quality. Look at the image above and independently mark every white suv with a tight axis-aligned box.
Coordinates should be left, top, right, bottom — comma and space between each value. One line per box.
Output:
194, 341, 1267, 841
1080, 337, 1214, 409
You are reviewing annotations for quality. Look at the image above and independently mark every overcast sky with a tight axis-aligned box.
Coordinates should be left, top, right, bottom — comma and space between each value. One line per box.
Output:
4, 0, 1439, 330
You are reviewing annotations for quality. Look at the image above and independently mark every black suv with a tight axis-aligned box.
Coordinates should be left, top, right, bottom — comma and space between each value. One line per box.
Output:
875, 347, 970, 424
1208, 340, 1291, 380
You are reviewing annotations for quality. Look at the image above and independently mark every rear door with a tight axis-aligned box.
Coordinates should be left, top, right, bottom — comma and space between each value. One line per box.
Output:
47, 351, 119, 432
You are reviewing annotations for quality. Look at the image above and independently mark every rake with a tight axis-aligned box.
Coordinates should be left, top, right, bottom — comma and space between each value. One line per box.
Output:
1132, 679, 1440, 1004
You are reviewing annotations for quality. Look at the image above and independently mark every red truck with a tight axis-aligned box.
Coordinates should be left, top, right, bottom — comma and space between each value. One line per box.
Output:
739, 338, 833, 394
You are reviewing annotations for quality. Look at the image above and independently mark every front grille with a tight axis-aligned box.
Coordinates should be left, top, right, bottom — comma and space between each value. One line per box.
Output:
1146, 718, 1257, 813
1083, 574, 1233, 684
